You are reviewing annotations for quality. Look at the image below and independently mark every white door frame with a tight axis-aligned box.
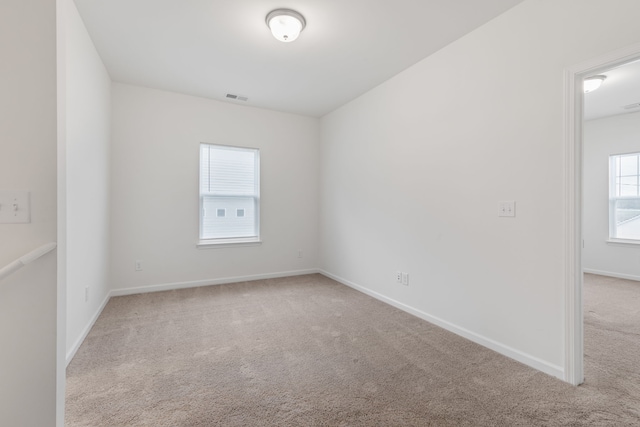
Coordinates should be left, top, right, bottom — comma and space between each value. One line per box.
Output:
564, 42, 640, 386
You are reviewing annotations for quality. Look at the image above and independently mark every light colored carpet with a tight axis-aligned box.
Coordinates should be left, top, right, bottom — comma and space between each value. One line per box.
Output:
66, 273, 640, 426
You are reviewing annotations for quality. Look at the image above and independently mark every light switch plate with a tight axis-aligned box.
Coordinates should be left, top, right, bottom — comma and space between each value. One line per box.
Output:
498, 201, 516, 217
0, 191, 30, 223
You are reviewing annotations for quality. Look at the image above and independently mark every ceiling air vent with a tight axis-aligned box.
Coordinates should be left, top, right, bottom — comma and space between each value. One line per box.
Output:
622, 102, 640, 110
225, 93, 249, 102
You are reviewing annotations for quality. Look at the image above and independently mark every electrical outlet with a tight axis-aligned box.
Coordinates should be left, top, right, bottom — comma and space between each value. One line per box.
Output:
135, 260, 143, 271
85, 287, 89, 302
402, 272, 409, 286
396, 271, 402, 283
298, 250, 303, 258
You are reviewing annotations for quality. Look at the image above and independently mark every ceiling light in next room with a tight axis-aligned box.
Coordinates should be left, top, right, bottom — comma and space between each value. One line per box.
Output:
266, 9, 306, 42
584, 75, 606, 93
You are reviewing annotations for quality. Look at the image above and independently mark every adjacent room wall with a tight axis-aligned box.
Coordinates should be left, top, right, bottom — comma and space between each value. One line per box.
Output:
63, 0, 112, 362
584, 111, 640, 280
319, 0, 640, 378
0, 0, 58, 425
110, 84, 320, 292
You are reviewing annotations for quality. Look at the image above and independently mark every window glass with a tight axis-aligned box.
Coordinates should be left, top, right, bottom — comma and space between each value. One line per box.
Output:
200, 144, 260, 242
610, 153, 640, 240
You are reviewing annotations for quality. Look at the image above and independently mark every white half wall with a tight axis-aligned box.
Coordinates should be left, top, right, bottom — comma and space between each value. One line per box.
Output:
0, 0, 58, 425
319, 0, 640, 378
110, 84, 320, 291
584, 111, 640, 280
63, 0, 112, 363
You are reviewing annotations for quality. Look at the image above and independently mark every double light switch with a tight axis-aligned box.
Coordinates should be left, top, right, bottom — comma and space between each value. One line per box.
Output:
498, 201, 516, 217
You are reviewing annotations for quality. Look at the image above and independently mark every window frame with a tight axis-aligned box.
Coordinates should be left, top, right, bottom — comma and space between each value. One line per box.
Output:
197, 143, 261, 248
608, 151, 640, 244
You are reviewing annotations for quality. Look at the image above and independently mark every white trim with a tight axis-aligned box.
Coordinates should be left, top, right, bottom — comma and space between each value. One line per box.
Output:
583, 268, 640, 282
320, 270, 564, 380
563, 64, 584, 386
111, 269, 319, 297
56, 3, 67, 424
606, 238, 640, 246
65, 291, 110, 366
197, 237, 262, 248
564, 40, 640, 386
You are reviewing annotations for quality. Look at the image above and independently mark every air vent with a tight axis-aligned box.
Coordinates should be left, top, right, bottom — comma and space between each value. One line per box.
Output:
225, 93, 249, 102
623, 103, 640, 110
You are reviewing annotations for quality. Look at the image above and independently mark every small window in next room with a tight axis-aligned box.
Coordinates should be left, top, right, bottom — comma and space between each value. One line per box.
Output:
610, 152, 640, 241
199, 143, 260, 245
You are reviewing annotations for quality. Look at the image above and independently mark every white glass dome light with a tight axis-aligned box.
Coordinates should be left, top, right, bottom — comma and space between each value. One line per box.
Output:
266, 9, 306, 43
584, 75, 606, 93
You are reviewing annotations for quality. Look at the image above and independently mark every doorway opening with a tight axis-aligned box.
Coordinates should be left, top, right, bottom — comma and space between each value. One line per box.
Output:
565, 42, 640, 385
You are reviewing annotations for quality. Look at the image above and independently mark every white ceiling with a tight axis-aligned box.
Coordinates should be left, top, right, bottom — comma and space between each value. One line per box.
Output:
74, 0, 524, 117
584, 60, 640, 121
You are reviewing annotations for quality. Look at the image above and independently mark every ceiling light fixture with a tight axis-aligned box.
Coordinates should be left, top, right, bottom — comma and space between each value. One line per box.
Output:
266, 9, 306, 43
584, 75, 606, 93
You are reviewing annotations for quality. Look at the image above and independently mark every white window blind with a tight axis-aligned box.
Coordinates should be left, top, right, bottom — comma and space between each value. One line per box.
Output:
200, 144, 260, 242
609, 152, 640, 240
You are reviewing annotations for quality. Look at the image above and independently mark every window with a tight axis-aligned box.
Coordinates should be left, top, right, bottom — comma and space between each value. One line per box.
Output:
609, 152, 640, 241
199, 144, 260, 245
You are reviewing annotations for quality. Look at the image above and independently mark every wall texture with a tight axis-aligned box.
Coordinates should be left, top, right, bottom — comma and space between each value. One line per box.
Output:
110, 84, 320, 292
63, 0, 112, 362
0, 0, 58, 425
584, 111, 640, 279
320, 0, 640, 378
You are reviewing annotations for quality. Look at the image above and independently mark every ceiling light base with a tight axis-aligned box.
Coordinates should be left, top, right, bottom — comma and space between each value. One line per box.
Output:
266, 9, 306, 43
584, 75, 606, 93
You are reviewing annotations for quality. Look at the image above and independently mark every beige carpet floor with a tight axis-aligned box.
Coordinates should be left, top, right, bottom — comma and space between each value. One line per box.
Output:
66, 273, 640, 426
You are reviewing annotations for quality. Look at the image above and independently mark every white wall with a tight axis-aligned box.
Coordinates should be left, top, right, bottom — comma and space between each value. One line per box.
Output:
63, 0, 112, 362
584, 111, 640, 280
110, 84, 319, 292
0, 0, 58, 425
320, 0, 640, 379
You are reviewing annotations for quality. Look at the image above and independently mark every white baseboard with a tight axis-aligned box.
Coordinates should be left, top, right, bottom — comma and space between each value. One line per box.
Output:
66, 269, 320, 365
66, 291, 110, 366
111, 269, 320, 297
583, 268, 640, 282
68, 268, 564, 380
319, 269, 564, 381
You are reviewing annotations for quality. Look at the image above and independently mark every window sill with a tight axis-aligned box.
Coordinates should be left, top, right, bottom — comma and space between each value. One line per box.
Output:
197, 238, 262, 249
606, 238, 640, 247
